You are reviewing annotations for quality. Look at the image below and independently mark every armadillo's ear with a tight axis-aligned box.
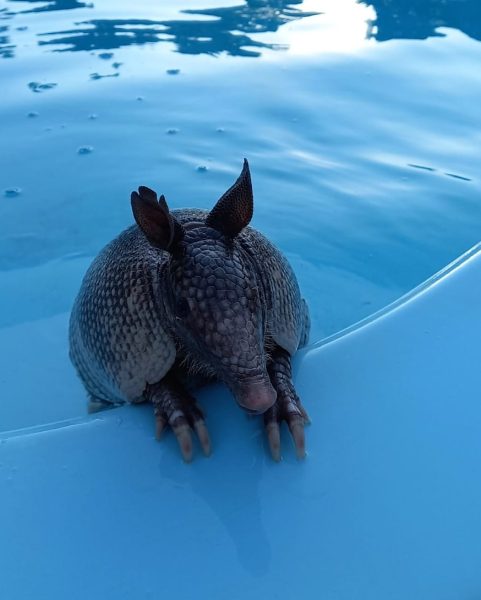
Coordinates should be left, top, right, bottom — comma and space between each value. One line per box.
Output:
206, 159, 253, 238
131, 186, 183, 251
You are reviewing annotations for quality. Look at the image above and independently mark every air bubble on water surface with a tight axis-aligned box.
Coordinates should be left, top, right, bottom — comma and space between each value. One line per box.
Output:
77, 146, 94, 155
90, 72, 119, 80
28, 81, 57, 93
4, 188, 22, 198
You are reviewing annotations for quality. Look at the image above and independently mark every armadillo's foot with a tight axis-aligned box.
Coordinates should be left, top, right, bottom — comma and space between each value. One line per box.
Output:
265, 347, 310, 462
146, 374, 211, 462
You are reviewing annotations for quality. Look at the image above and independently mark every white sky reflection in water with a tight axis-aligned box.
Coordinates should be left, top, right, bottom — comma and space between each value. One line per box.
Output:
259, 0, 377, 56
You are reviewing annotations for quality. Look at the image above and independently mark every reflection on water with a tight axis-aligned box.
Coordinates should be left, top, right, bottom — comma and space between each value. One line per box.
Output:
37, 19, 166, 53
0, 25, 14, 58
7, 0, 92, 14
158, 407, 274, 577
2, 0, 481, 62
37, 1, 318, 57
361, 0, 481, 42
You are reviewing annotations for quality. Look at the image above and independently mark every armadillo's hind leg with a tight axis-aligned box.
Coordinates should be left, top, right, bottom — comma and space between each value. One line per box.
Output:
265, 346, 310, 461
87, 395, 121, 414
145, 373, 211, 462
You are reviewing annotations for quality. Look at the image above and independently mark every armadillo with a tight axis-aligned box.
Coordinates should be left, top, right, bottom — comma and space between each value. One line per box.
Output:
69, 160, 310, 461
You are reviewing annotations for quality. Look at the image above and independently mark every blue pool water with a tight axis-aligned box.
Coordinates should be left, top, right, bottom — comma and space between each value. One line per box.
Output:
1, 3, 481, 425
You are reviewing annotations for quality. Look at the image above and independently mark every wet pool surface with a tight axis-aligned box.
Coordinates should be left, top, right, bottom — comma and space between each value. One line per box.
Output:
1, 1, 481, 426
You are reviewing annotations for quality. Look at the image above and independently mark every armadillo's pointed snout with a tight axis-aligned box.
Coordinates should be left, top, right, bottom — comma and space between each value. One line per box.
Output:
236, 381, 277, 415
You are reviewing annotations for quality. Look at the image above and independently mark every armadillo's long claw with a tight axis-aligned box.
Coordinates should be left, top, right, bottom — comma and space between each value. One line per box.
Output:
194, 421, 212, 457
263, 403, 308, 462
172, 423, 193, 463
266, 422, 281, 462
299, 404, 311, 425
149, 377, 211, 462
287, 417, 306, 460
264, 347, 309, 461
155, 416, 167, 440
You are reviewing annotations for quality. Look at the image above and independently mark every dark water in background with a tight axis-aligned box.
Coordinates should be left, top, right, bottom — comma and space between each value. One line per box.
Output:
0, 0, 481, 428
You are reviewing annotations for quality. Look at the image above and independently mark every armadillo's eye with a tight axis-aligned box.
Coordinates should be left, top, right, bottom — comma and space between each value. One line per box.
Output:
175, 297, 190, 319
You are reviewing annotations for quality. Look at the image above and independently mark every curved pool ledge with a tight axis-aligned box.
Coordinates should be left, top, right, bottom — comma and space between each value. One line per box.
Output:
306, 239, 481, 350
1, 244, 481, 600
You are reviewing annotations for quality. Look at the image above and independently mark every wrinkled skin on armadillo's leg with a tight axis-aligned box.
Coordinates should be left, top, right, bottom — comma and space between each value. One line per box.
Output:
265, 346, 310, 462
146, 373, 211, 462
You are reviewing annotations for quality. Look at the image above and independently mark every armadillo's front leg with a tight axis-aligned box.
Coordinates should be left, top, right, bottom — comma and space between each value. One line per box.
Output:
265, 347, 310, 461
145, 373, 211, 462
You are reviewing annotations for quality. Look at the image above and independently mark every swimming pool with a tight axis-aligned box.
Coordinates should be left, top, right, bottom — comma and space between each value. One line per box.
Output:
1, 0, 480, 430
1, 2, 481, 598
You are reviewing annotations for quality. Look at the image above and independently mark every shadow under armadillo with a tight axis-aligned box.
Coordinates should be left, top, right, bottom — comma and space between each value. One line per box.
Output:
130, 383, 276, 577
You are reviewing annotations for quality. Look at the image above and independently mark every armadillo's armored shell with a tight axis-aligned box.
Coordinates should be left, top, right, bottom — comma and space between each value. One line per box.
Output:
239, 228, 307, 356
69, 207, 309, 405
69, 226, 176, 403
